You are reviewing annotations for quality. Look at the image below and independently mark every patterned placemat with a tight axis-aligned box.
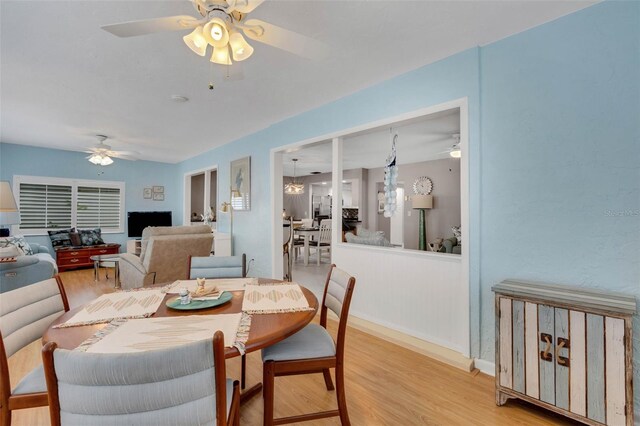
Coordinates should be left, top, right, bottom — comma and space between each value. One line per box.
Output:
77, 313, 251, 354
242, 283, 314, 314
163, 277, 258, 294
53, 289, 164, 328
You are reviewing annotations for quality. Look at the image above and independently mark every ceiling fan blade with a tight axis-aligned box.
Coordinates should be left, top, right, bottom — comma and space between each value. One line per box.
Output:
111, 153, 139, 161
101, 15, 202, 38
241, 19, 329, 60
226, 0, 265, 14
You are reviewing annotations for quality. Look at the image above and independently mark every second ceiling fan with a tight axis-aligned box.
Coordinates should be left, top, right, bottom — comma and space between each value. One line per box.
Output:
101, 0, 328, 65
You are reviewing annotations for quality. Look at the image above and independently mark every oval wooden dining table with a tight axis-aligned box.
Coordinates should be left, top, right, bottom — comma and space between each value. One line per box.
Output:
43, 279, 319, 402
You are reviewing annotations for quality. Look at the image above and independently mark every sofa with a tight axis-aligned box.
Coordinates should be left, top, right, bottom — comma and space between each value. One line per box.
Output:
0, 243, 57, 293
119, 225, 214, 289
344, 227, 391, 247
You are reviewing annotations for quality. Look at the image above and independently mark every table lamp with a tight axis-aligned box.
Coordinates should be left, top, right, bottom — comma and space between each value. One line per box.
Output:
0, 181, 20, 237
412, 194, 433, 251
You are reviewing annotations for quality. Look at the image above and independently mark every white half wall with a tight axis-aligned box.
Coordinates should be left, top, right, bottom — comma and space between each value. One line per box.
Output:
333, 243, 467, 354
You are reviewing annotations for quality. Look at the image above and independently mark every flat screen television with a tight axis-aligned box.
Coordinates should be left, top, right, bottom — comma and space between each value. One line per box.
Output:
127, 211, 172, 238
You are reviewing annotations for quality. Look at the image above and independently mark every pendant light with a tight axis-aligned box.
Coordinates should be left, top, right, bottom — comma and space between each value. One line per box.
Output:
284, 159, 304, 195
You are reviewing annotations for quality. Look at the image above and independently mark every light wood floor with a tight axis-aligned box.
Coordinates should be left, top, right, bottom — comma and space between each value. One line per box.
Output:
8, 269, 578, 426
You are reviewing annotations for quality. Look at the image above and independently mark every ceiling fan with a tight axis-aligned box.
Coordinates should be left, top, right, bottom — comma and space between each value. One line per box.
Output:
101, 0, 329, 65
85, 135, 139, 166
429, 133, 461, 158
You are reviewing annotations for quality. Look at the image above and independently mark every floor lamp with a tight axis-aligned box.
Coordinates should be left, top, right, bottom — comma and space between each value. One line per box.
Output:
412, 195, 433, 251
219, 189, 241, 256
0, 181, 20, 237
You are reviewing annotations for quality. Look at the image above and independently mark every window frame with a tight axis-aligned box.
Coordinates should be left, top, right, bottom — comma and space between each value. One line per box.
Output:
12, 175, 126, 235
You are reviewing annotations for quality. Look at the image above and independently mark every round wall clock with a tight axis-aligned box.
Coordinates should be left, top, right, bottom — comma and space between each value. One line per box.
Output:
413, 176, 433, 195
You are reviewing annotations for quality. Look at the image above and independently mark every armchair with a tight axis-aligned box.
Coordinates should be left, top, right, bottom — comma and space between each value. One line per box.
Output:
119, 225, 213, 289
0, 243, 57, 293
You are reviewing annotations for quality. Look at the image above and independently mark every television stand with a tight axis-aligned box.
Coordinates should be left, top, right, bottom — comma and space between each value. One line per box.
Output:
126, 239, 142, 256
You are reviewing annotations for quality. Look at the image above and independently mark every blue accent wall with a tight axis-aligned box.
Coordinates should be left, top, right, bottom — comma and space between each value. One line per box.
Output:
478, 0, 640, 362
178, 0, 639, 399
1, 0, 638, 411
0, 143, 182, 250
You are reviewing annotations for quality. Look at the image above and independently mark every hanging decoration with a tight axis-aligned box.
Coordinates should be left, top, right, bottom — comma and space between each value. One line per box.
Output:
383, 130, 398, 218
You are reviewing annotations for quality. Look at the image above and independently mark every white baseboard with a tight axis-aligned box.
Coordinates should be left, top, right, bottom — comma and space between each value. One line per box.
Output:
473, 358, 495, 376
347, 315, 474, 372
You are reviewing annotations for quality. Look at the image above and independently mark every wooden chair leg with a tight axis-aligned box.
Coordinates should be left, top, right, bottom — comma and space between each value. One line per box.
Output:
322, 368, 334, 391
263, 361, 275, 426
241, 354, 246, 390
1, 405, 11, 426
335, 364, 350, 426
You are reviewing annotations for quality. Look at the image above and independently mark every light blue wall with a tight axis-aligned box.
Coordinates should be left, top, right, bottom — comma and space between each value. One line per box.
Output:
177, 0, 639, 403
0, 143, 182, 250
478, 0, 640, 363
2, 0, 639, 412
478, 0, 640, 409
178, 48, 481, 307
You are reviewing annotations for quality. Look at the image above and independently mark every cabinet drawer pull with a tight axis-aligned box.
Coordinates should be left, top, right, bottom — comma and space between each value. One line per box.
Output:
556, 338, 570, 367
70, 259, 79, 263
70, 252, 79, 255
99, 250, 107, 253
540, 333, 553, 362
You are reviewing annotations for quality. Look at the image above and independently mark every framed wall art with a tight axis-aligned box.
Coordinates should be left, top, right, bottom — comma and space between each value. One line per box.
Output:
143, 188, 152, 199
152, 186, 164, 193
230, 156, 251, 211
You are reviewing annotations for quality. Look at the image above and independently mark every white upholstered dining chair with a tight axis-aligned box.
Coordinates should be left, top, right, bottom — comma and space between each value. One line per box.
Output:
0, 276, 69, 426
310, 219, 332, 265
42, 330, 239, 426
187, 254, 246, 279
187, 253, 249, 390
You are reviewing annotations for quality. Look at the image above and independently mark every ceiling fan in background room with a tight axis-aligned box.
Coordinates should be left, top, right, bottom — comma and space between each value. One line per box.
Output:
85, 135, 139, 166
428, 133, 461, 159
101, 0, 329, 66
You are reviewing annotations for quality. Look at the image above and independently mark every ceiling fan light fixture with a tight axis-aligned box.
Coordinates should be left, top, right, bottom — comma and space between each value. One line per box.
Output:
210, 45, 232, 65
229, 32, 253, 61
88, 154, 114, 166
100, 156, 114, 166
183, 26, 208, 56
88, 154, 102, 165
203, 18, 229, 48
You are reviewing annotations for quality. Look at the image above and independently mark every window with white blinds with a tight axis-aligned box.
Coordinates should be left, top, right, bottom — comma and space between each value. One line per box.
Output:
18, 183, 72, 229
13, 176, 125, 234
76, 186, 121, 230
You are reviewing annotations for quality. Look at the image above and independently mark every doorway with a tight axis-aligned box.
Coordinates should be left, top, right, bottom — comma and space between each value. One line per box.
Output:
183, 166, 217, 228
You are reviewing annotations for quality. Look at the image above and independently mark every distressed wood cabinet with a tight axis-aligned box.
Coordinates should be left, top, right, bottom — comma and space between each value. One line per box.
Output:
492, 279, 636, 426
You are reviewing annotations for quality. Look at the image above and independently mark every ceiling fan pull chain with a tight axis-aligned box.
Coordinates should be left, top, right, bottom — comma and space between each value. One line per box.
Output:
208, 61, 215, 91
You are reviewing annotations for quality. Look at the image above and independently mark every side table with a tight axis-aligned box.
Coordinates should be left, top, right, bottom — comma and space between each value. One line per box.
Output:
90, 254, 121, 289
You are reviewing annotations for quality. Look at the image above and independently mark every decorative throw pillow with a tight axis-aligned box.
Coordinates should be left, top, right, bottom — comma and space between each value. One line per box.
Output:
69, 231, 82, 247
48, 228, 74, 248
0, 235, 34, 255
79, 228, 105, 246
451, 226, 462, 246
0, 245, 21, 258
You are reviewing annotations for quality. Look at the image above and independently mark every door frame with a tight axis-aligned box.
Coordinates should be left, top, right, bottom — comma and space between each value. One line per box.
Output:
183, 165, 218, 226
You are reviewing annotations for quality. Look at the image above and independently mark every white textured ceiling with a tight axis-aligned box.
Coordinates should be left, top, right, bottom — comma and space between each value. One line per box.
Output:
0, 0, 595, 163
